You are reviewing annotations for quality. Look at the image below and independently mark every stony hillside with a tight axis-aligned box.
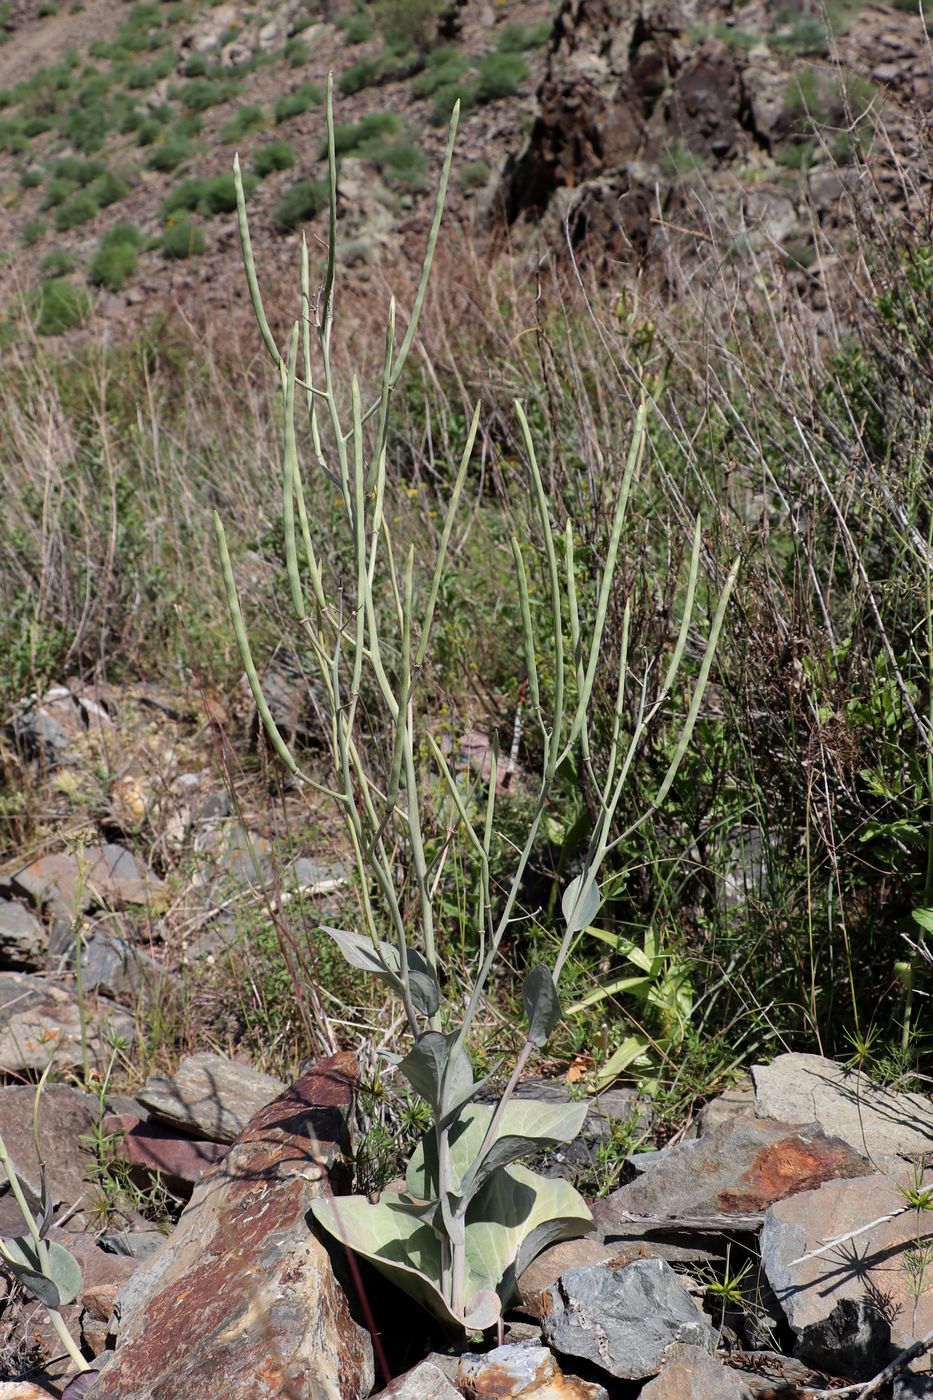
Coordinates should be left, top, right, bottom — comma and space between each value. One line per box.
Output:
0, 0, 930, 340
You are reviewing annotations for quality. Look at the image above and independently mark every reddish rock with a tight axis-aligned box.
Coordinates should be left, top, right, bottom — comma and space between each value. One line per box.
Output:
517, 1238, 614, 1318
639, 1346, 753, 1399
88, 1053, 372, 1400
592, 1117, 869, 1232
104, 1113, 228, 1194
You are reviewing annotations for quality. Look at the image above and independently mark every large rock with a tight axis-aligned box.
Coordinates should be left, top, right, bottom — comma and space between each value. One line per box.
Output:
518, 1238, 614, 1317
592, 1117, 869, 1227
760, 1166, 933, 1355
752, 1053, 933, 1156
103, 1113, 227, 1196
639, 1345, 754, 1399
539, 1258, 715, 1380
137, 1052, 286, 1143
459, 1344, 608, 1399
0, 973, 134, 1075
0, 1084, 98, 1220
9, 845, 167, 923
88, 1054, 372, 1400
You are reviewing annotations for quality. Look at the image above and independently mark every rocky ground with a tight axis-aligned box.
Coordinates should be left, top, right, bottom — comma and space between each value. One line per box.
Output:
0, 1047, 931, 1396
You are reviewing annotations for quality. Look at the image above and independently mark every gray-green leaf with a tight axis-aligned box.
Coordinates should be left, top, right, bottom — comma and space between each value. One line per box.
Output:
0, 1236, 82, 1308
523, 966, 561, 1047
561, 874, 601, 935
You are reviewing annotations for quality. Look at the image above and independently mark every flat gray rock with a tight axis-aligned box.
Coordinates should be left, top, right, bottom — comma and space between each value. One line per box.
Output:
0, 899, 47, 969
540, 1257, 715, 1380
760, 1166, 933, 1354
0, 972, 134, 1075
82, 931, 175, 1007
137, 1051, 286, 1143
752, 1053, 933, 1156
371, 1361, 460, 1400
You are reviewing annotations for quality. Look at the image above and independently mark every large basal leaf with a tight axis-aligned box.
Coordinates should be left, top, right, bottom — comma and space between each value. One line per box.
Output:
309, 1192, 499, 1331
0, 1236, 82, 1308
523, 966, 561, 1048
406, 1099, 587, 1203
464, 1163, 593, 1308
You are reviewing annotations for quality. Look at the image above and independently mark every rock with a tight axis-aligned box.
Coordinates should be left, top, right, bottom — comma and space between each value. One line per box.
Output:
459, 1345, 608, 1400
639, 1345, 754, 1398
90, 1054, 370, 1400
695, 1078, 755, 1135
593, 1117, 869, 1226
372, 1361, 460, 1400
98, 1230, 166, 1262
0, 900, 47, 969
103, 1113, 228, 1195
194, 824, 273, 891
895, 1377, 933, 1398
81, 933, 174, 1007
760, 1165, 933, 1354
137, 1052, 286, 1143
0, 974, 134, 1075
539, 1258, 715, 1380
518, 1238, 614, 1318
752, 1053, 933, 1156
0, 1084, 98, 1220
9, 844, 166, 924
5, 683, 109, 768
793, 1297, 889, 1381
667, 43, 740, 160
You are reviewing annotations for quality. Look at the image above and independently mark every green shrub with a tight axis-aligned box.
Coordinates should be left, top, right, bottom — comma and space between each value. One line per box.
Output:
39, 248, 75, 276
252, 138, 296, 176
412, 47, 470, 96
21, 218, 47, 245
431, 78, 478, 125
41, 178, 78, 209
172, 76, 242, 110
496, 21, 551, 51
38, 2, 59, 16
0, 119, 28, 153
21, 113, 56, 136
147, 138, 193, 171
273, 176, 326, 227
58, 103, 109, 153
51, 156, 105, 185
773, 13, 828, 54
340, 11, 374, 43
476, 51, 528, 102
31, 277, 89, 334
88, 240, 138, 290
125, 52, 174, 88
331, 111, 401, 156
284, 38, 309, 66
219, 103, 266, 143
162, 218, 206, 257
19, 167, 43, 188
173, 112, 203, 139
775, 140, 816, 171
182, 53, 208, 77
163, 170, 257, 217
88, 171, 129, 207
99, 222, 144, 250
457, 158, 490, 189
339, 58, 380, 94
54, 191, 99, 229
374, 0, 442, 51
371, 138, 427, 189
274, 82, 323, 123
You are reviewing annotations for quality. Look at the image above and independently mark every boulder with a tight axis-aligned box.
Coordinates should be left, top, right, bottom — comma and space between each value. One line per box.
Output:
88, 1054, 372, 1400
752, 1053, 933, 1156
639, 1345, 754, 1398
518, 1238, 614, 1317
81, 933, 175, 1008
539, 1257, 715, 1380
9, 845, 166, 923
459, 1344, 608, 1399
592, 1117, 869, 1225
760, 1165, 933, 1355
136, 1052, 286, 1143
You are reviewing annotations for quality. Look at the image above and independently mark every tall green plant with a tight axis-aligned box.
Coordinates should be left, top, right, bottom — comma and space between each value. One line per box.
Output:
216, 80, 738, 1334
